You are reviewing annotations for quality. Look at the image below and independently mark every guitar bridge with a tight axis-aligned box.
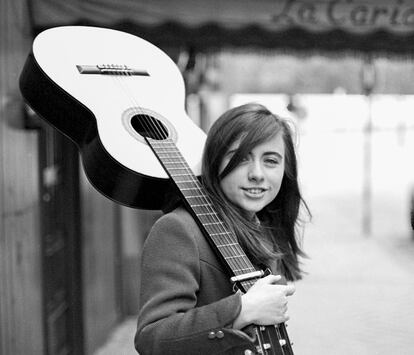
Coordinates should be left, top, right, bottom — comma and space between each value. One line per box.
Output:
76, 64, 149, 76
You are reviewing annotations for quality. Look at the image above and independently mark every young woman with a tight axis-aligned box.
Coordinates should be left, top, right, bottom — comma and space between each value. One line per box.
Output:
135, 103, 309, 354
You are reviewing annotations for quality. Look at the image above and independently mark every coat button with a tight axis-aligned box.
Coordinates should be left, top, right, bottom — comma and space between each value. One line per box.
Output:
208, 331, 216, 339
216, 330, 224, 339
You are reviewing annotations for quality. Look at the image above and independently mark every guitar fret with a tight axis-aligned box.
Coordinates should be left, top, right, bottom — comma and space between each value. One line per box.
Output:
151, 141, 176, 146
224, 255, 245, 260
175, 179, 198, 184
158, 157, 185, 161
163, 162, 188, 167
233, 267, 255, 273
155, 150, 181, 154
155, 150, 180, 153
167, 167, 190, 171
168, 167, 190, 172
202, 221, 222, 226
166, 162, 186, 167
217, 242, 238, 246
196, 212, 218, 217
188, 202, 212, 207
183, 195, 208, 200
149, 140, 174, 145
209, 232, 230, 237
190, 203, 212, 208
159, 157, 186, 163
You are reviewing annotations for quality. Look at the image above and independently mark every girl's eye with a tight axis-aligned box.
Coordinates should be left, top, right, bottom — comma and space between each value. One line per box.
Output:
265, 158, 280, 166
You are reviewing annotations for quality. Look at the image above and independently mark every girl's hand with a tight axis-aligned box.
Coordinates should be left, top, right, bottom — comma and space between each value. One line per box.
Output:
233, 275, 295, 329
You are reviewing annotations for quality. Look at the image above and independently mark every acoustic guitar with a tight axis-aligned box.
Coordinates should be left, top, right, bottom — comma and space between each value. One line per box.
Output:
20, 25, 205, 210
19, 26, 294, 355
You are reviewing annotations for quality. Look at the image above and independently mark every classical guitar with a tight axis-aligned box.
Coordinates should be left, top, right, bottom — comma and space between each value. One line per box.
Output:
20, 26, 294, 354
20, 25, 205, 210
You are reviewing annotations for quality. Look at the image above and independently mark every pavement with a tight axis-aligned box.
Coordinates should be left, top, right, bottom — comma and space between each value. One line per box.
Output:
95, 194, 414, 355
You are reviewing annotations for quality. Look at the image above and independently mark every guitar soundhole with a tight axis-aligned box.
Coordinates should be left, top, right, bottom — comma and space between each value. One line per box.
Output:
130, 114, 169, 140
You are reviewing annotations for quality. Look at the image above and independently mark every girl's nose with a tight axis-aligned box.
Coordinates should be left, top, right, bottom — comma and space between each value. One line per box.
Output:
248, 161, 264, 182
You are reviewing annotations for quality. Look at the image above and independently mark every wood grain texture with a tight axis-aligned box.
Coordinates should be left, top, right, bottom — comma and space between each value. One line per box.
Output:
0, 1, 44, 353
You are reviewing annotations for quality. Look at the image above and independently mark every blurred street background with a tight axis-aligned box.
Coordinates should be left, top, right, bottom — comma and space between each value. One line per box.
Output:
96, 93, 414, 355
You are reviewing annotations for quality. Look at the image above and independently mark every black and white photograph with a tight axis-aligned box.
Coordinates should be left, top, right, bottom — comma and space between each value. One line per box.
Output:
1, 1, 414, 354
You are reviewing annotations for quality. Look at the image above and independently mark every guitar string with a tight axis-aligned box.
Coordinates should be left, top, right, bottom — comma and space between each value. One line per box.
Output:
112, 69, 255, 276
275, 324, 286, 355
114, 66, 287, 353
255, 327, 266, 355
263, 323, 285, 355
279, 323, 292, 353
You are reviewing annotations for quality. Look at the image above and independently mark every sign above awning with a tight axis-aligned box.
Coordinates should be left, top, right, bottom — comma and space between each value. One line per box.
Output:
30, 0, 414, 55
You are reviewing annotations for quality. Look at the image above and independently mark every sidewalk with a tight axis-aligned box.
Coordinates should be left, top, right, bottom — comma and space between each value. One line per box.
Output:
288, 225, 414, 354
94, 318, 137, 355
95, 197, 414, 355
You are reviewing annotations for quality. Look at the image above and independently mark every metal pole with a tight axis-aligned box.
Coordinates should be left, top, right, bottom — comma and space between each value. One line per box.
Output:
360, 58, 376, 236
362, 94, 373, 235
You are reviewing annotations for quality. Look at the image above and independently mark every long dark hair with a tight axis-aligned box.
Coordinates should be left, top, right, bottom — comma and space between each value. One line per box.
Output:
202, 103, 310, 280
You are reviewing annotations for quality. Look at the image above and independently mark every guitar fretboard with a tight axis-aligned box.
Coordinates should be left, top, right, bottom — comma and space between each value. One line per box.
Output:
147, 138, 258, 290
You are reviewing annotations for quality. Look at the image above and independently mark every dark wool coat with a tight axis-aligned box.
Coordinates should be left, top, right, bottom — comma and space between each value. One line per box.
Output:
135, 207, 259, 354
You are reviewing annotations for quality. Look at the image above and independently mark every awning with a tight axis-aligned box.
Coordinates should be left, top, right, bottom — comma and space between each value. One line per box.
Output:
29, 0, 414, 56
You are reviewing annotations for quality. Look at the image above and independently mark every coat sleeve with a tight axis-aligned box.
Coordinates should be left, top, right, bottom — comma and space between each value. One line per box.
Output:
134, 211, 256, 355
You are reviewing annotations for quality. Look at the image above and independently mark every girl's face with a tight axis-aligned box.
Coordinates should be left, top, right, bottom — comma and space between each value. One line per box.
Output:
219, 132, 285, 218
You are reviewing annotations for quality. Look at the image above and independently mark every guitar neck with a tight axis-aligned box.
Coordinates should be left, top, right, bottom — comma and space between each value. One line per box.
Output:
147, 137, 259, 291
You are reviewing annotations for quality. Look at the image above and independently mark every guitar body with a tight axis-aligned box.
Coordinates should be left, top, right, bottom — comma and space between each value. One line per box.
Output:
19, 26, 206, 209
